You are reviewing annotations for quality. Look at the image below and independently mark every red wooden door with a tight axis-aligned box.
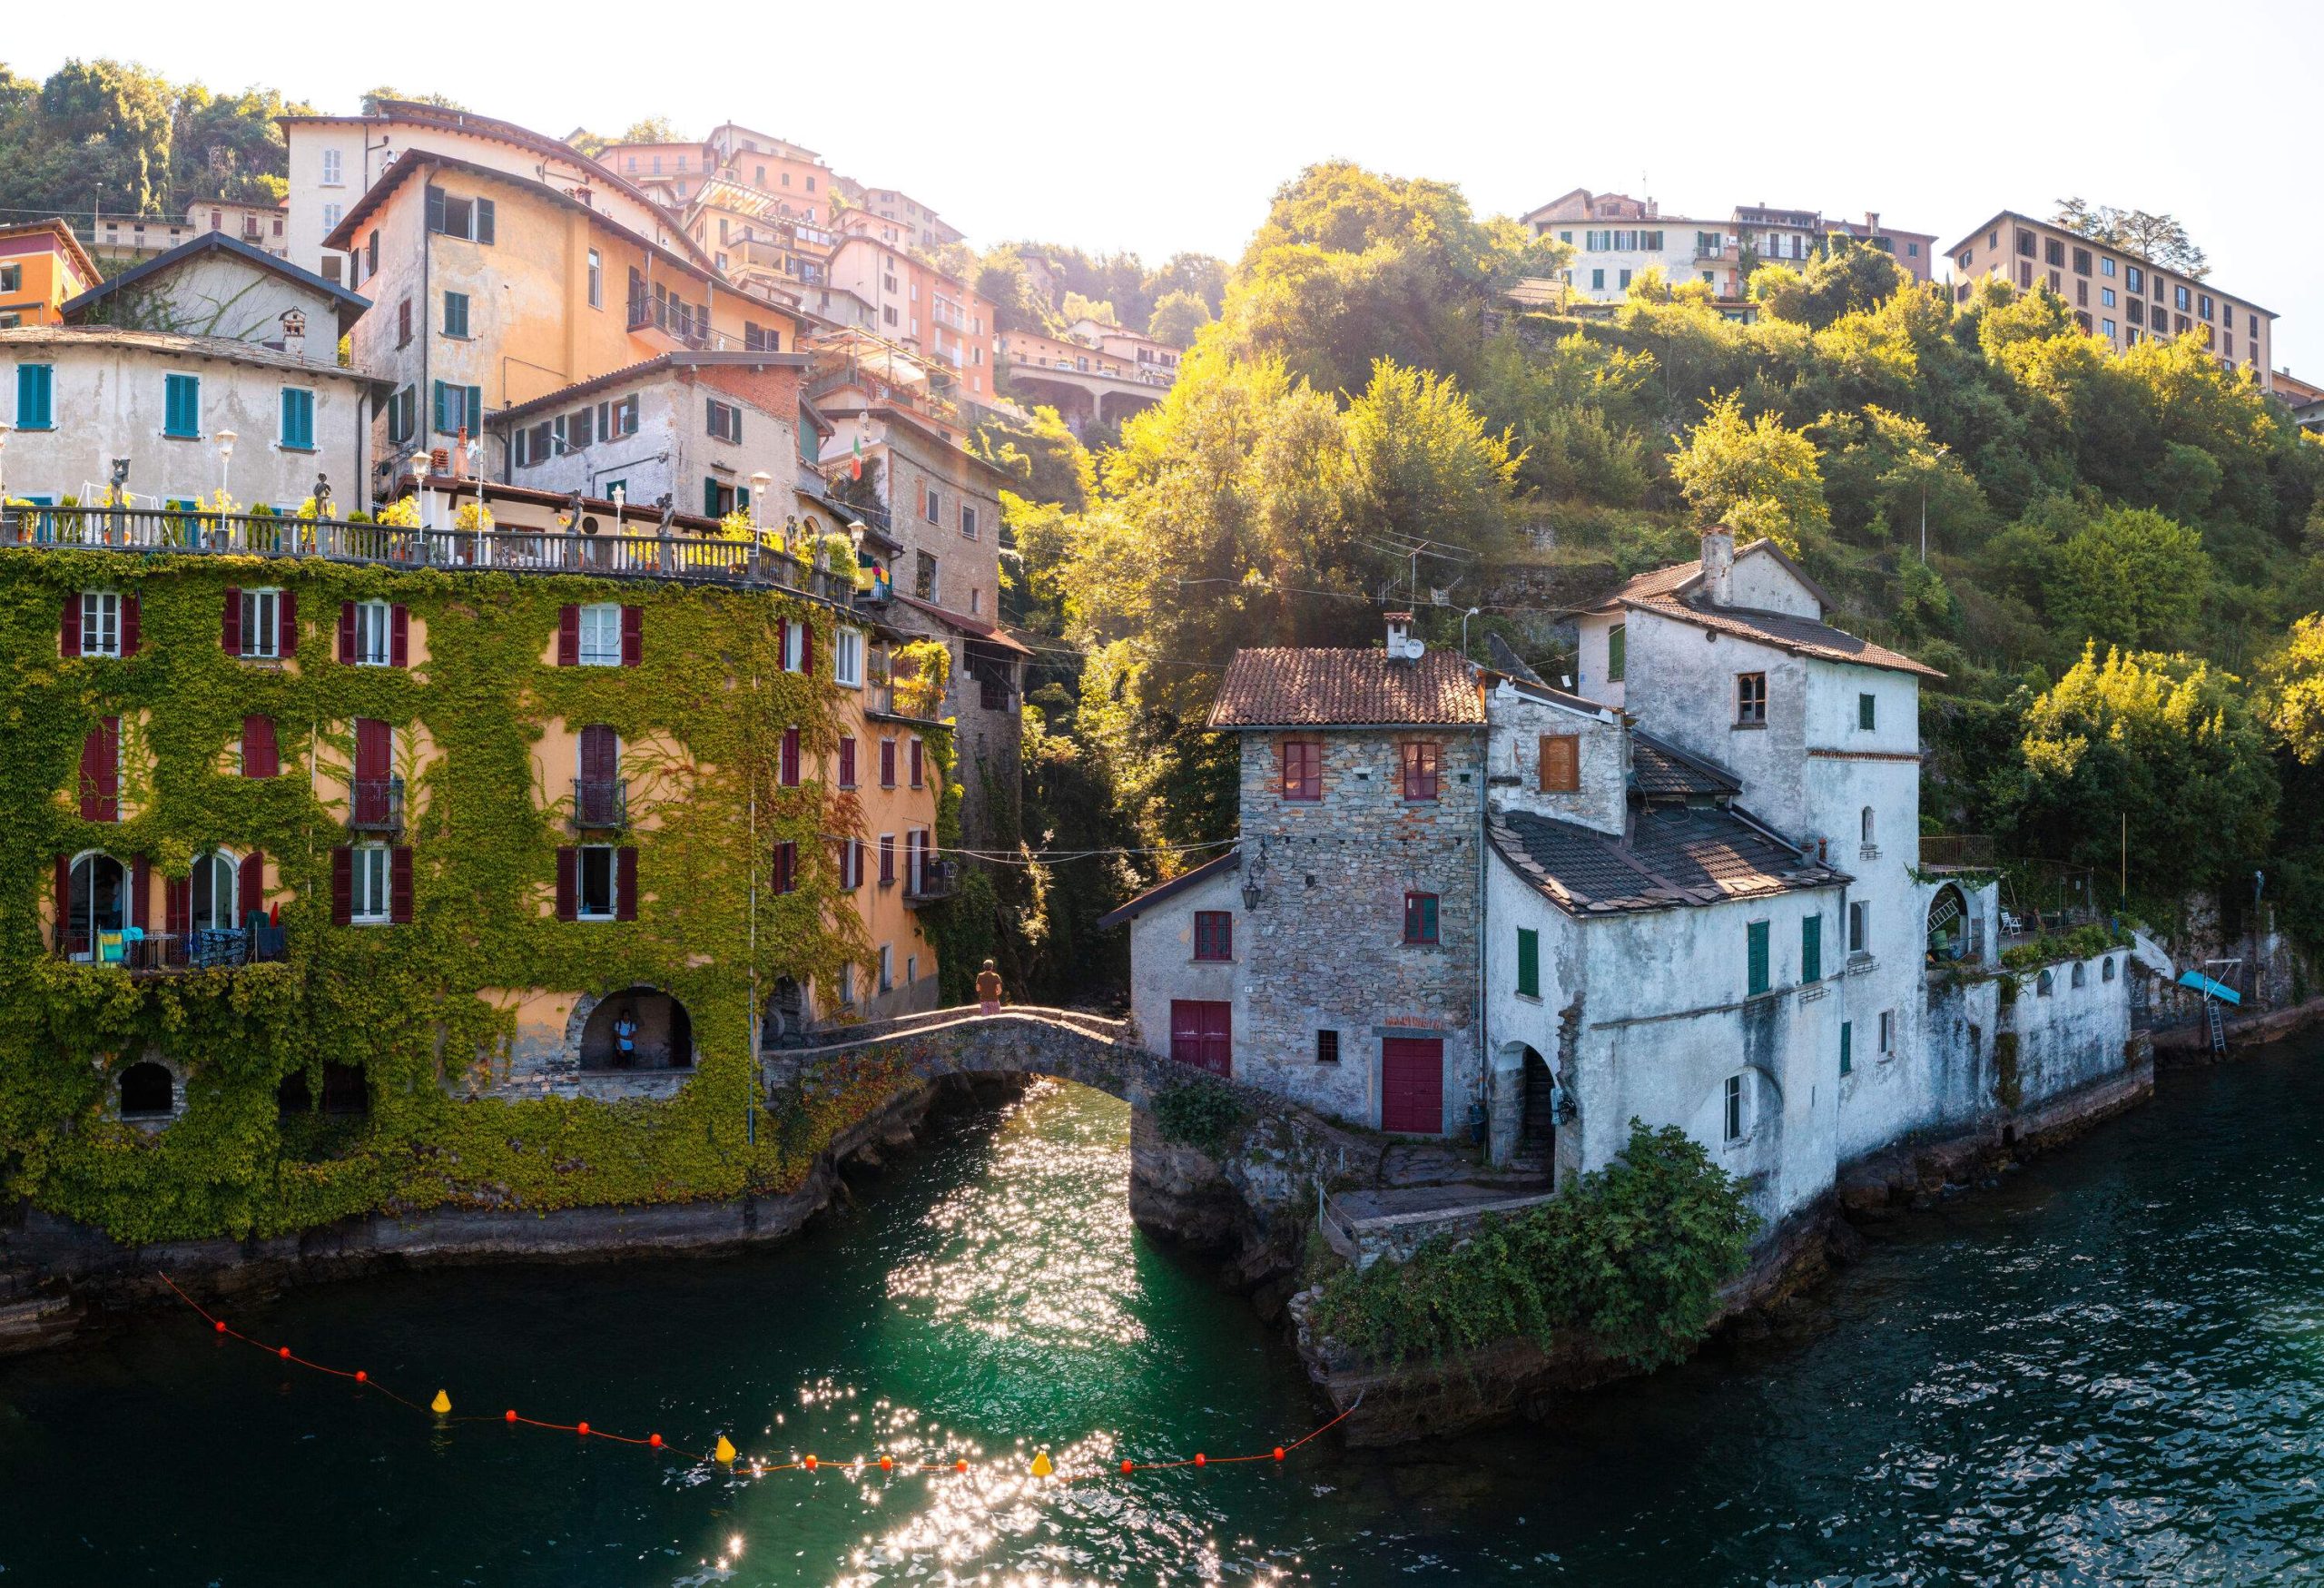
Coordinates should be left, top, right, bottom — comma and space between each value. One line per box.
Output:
1381, 1038, 1444, 1134
1168, 1000, 1233, 1078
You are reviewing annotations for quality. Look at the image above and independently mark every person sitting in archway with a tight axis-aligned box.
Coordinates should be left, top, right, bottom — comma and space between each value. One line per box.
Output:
976, 959, 1003, 1016
614, 1009, 640, 1066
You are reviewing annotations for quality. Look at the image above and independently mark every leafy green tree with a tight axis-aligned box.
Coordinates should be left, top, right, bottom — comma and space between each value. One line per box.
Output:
618, 115, 683, 143
2053, 197, 2207, 278
1148, 252, 1228, 313
2047, 505, 2209, 652
359, 85, 466, 113
2259, 614, 2324, 764
1666, 391, 1830, 553
1061, 291, 1117, 327
1748, 237, 1908, 330
2005, 646, 2275, 900
971, 248, 1055, 333
1147, 289, 1212, 348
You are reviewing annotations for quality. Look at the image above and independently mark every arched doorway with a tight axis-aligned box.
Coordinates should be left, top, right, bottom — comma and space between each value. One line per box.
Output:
189, 848, 241, 932
1518, 1045, 1557, 1165
763, 977, 808, 1050
580, 987, 694, 1070
62, 851, 128, 960
119, 1061, 173, 1118
1927, 883, 1970, 962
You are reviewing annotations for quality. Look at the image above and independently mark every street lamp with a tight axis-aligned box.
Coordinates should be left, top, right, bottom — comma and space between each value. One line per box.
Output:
1921, 442, 1949, 563
749, 470, 772, 533
215, 429, 237, 501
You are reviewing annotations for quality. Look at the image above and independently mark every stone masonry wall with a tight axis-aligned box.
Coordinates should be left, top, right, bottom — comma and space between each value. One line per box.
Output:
1235, 725, 1485, 1134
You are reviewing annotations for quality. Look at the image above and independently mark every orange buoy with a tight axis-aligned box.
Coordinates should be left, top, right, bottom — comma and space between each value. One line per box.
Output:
954, 1458, 968, 1474
213, 1319, 226, 1333
1272, 1446, 1285, 1461
503, 1408, 517, 1423
879, 1455, 893, 1472
356, 1370, 368, 1383
278, 1346, 291, 1360
650, 1434, 664, 1449
577, 1422, 591, 1436
804, 1455, 818, 1471
714, 1435, 737, 1464
1121, 1458, 1134, 1475
1195, 1454, 1206, 1467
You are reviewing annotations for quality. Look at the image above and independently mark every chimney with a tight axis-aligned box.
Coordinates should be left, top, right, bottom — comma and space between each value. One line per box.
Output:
1384, 610, 1423, 662
1866, 210, 1880, 233
1699, 527, 1735, 607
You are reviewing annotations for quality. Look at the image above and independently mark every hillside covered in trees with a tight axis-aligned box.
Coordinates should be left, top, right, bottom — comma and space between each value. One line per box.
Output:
966, 163, 2324, 994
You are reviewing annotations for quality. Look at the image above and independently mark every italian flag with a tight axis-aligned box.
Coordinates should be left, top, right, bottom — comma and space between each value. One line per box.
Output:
850, 432, 863, 480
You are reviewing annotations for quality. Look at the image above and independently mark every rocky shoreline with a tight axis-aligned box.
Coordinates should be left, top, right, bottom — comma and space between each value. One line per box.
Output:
0, 1072, 1026, 1355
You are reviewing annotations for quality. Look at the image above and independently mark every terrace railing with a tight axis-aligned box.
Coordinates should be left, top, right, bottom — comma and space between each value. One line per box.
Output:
572, 775, 627, 829
0, 506, 871, 601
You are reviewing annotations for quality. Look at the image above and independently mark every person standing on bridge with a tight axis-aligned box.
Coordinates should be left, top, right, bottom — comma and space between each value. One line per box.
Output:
977, 958, 1004, 1016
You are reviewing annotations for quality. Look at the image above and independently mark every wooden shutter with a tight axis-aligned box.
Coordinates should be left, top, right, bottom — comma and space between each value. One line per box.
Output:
554, 846, 577, 920
277, 588, 296, 656
620, 605, 643, 666
580, 725, 618, 781
81, 719, 119, 822
1517, 927, 1540, 998
164, 875, 191, 937
1540, 735, 1579, 793
338, 600, 358, 663
475, 197, 495, 244
1747, 920, 1769, 995
773, 617, 789, 669
1802, 915, 1822, 982
130, 854, 150, 930
239, 850, 265, 924
389, 847, 414, 923
242, 715, 279, 778
390, 605, 409, 667
121, 595, 140, 657
557, 604, 580, 666
782, 727, 801, 787
838, 737, 856, 788
330, 847, 353, 926
355, 717, 390, 780
909, 737, 923, 789
60, 594, 80, 656
222, 586, 242, 653
432, 380, 449, 436
801, 620, 813, 675
425, 184, 446, 232
881, 739, 896, 787
615, 847, 638, 922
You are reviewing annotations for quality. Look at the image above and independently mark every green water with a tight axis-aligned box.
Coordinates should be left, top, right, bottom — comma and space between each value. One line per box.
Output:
5, 1053, 2324, 1584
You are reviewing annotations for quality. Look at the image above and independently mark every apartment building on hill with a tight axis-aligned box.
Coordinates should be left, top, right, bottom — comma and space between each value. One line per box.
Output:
1523, 190, 1936, 304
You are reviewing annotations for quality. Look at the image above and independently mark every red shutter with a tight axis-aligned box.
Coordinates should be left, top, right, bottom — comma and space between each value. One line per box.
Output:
773, 840, 797, 894
580, 725, 618, 780
242, 715, 279, 778
164, 875, 191, 937
801, 620, 814, 675
54, 854, 70, 947
389, 846, 414, 923
389, 605, 409, 667
238, 851, 264, 923
330, 847, 353, 925
61, 595, 81, 657
910, 737, 923, 789
615, 847, 638, 921
838, 737, 855, 788
557, 604, 581, 666
881, 740, 896, 788
277, 588, 297, 657
773, 617, 789, 669
338, 600, 358, 663
222, 587, 242, 653
782, 727, 801, 786
82, 719, 120, 822
354, 717, 390, 780
130, 854, 150, 930
121, 595, 140, 657
620, 605, 643, 666
555, 846, 577, 921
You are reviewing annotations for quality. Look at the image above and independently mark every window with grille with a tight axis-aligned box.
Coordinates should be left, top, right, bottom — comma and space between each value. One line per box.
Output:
1193, 911, 1232, 962
1403, 892, 1440, 945
1280, 740, 1322, 802
350, 844, 391, 924
1401, 741, 1441, 801
1736, 672, 1768, 725
578, 603, 622, 666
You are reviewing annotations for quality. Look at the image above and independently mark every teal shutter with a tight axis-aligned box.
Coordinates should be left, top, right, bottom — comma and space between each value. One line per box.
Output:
1747, 920, 1770, 996
1516, 927, 1540, 998
466, 385, 483, 433
1801, 914, 1822, 982
281, 388, 313, 449
1839, 1021, 1853, 1076
1858, 692, 1876, 730
736, 486, 750, 513
431, 380, 448, 434
1607, 622, 1626, 683
164, 373, 200, 437
17, 363, 54, 429
704, 477, 723, 517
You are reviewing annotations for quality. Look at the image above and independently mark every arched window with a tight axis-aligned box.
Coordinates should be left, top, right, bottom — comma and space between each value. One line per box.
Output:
2037, 968, 2054, 995
1861, 806, 1876, 845
2102, 957, 2117, 981
119, 1061, 173, 1118
581, 988, 694, 1070
189, 848, 241, 933
61, 851, 128, 960
2072, 962, 2087, 988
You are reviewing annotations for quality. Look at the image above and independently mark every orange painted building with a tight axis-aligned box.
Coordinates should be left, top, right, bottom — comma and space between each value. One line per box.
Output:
822, 236, 997, 403
0, 221, 102, 328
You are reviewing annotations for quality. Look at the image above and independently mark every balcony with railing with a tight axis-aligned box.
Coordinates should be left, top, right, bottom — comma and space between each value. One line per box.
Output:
573, 775, 627, 830
0, 506, 877, 605
56, 922, 287, 974
904, 856, 957, 907
350, 775, 405, 832
626, 292, 742, 351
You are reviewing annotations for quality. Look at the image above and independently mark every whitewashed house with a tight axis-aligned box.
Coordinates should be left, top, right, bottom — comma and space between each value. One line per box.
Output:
1112, 529, 2136, 1235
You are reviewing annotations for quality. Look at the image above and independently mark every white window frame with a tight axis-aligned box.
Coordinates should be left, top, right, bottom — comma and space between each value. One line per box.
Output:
960, 503, 978, 540
1848, 899, 1868, 956
241, 587, 282, 659
79, 590, 122, 657
1723, 1074, 1744, 1142
352, 598, 392, 666
191, 847, 242, 933
783, 621, 807, 674
587, 248, 603, 309
577, 602, 623, 666
833, 627, 864, 688
320, 148, 344, 187
576, 844, 619, 922
1878, 1009, 1896, 1055
350, 843, 392, 925
878, 943, 894, 992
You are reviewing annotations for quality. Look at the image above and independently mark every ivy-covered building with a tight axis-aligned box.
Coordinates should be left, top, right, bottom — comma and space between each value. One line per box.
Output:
0, 500, 952, 1247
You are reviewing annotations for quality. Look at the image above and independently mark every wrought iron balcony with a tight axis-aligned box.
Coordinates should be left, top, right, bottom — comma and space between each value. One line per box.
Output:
903, 857, 957, 907
350, 775, 405, 832
55, 922, 286, 973
573, 775, 627, 829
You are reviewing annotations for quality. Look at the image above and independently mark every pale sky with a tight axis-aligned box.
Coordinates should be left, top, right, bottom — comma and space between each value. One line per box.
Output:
15, 0, 2324, 367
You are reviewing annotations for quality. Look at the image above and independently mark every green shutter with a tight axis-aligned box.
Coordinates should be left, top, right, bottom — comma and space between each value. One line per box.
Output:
1747, 920, 1770, 996
466, 385, 483, 433
1858, 692, 1876, 730
1516, 927, 1540, 999
704, 477, 723, 517
1607, 622, 1626, 683
17, 363, 54, 429
164, 373, 199, 438
432, 380, 448, 434
1801, 914, 1821, 982
1840, 1021, 1853, 1076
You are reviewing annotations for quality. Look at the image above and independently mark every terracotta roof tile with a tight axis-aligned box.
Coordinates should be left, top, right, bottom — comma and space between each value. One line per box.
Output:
1209, 647, 1485, 729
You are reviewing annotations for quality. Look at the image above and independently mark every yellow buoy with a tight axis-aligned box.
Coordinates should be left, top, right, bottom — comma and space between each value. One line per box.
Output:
714, 1435, 738, 1464
1029, 1449, 1054, 1479
430, 1388, 452, 1415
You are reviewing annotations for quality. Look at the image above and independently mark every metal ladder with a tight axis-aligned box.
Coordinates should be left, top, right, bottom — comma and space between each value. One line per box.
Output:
2207, 997, 2228, 1054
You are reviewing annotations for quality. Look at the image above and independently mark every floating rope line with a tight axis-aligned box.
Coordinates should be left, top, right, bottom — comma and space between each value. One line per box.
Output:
159, 1272, 1359, 1480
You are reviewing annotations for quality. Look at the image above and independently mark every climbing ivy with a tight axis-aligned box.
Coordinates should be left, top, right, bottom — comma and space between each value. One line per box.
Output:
1308, 1121, 1757, 1372
0, 547, 949, 1242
